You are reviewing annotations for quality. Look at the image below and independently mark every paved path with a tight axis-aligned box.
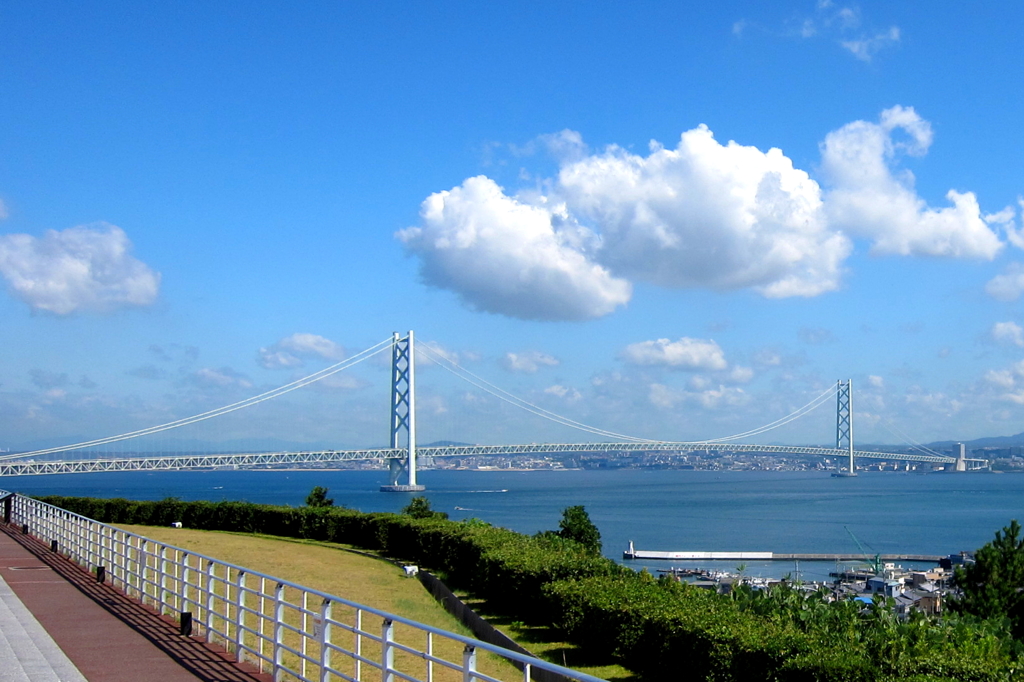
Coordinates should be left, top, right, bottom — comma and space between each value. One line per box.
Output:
0, 525, 271, 682
0, 570, 86, 681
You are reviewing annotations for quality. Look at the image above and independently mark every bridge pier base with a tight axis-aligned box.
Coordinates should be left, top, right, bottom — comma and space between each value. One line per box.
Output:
381, 457, 424, 492
380, 484, 426, 492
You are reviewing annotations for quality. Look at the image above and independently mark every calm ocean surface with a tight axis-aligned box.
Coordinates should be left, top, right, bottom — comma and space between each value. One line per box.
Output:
7, 468, 1023, 581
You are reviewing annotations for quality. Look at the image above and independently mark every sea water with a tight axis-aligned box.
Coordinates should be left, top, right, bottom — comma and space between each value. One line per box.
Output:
7, 468, 1023, 581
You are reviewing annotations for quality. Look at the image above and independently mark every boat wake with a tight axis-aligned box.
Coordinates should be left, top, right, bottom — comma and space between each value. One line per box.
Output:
446, 489, 509, 494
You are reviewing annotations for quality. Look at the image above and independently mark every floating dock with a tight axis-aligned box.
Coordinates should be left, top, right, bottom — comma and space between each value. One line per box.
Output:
623, 542, 941, 563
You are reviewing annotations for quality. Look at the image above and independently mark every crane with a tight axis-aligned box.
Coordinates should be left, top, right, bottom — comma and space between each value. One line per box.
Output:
845, 526, 882, 575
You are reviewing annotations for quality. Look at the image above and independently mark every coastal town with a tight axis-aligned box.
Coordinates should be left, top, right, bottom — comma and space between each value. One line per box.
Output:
625, 543, 974, 618
409, 443, 1024, 473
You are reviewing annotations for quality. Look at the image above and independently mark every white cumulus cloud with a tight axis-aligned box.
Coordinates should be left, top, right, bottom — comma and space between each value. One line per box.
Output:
0, 223, 160, 315
258, 333, 345, 369
502, 350, 559, 373
821, 106, 1002, 259
397, 176, 632, 321
402, 107, 1006, 321
986, 263, 1024, 301
621, 337, 728, 371
992, 321, 1024, 347
558, 126, 849, 298
983, 360, 1024, 403
985, 200, 1024, 249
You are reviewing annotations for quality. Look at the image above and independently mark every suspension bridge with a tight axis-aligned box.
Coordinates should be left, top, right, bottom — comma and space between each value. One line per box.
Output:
0, 332, 988, 489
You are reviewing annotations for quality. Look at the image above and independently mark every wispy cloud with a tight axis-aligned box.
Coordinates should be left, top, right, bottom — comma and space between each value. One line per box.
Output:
841, 27, 900, 62
736, 2, 900, 63
258, 333, 345, 369
502, 350, 559, 373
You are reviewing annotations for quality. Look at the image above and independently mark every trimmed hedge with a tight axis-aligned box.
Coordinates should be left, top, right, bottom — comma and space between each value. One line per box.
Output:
36, 496, 619, 620
39, 496, 1022, 682
544, 575, 813, 681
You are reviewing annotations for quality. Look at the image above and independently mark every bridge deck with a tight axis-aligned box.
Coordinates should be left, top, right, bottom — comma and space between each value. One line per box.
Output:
0, 441, 976, 476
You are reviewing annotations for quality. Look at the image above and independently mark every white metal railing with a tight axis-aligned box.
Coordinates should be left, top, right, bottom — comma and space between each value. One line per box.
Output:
2, 492, 606, 682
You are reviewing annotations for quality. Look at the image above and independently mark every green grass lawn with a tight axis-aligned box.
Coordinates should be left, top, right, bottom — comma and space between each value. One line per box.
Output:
116, 524, 633, 681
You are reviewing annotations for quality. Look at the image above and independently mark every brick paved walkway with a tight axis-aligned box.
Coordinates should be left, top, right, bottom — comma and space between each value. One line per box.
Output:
0, 524, 272, 682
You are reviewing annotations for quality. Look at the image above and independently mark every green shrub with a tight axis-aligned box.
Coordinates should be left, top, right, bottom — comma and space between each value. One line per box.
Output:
36, 495, 1024, 682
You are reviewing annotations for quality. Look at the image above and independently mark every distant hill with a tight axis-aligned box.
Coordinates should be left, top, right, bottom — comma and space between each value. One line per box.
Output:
926, 432, 1024, 450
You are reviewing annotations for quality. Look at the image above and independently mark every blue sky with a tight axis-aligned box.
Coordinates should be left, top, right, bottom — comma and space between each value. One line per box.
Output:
2, 1, 1024, 452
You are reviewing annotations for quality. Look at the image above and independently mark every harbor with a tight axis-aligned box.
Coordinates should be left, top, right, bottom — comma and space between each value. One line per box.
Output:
624, 540, 972, 617
622, 542, 942, 563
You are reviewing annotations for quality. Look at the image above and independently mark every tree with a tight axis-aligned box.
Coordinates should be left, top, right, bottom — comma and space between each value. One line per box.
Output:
951, 519, 1024, 638
557, 505, 602, 554
401, 496, 448, 520
305, 486, 334, 507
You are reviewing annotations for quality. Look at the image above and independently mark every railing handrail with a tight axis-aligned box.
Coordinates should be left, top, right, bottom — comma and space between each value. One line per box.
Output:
0, 489, 607, 682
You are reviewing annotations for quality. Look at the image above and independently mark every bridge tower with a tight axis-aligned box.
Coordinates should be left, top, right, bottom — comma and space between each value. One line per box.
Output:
381, 331, 425, 492
835, 379, 855, 476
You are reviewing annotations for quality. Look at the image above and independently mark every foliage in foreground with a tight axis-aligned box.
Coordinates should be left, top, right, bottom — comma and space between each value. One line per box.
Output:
37, 494, 1024, 682
952, 519, 1024, 640
556, 505, 602, 555
304, 486, 334, 507
401, 495, 448, 520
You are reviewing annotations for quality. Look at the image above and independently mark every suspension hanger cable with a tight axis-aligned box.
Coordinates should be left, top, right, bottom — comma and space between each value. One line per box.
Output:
417, 344, 659, 442
1, 336, 395, 461
880, 418, 947, 458
701, 384, 839, 443
418, 343, 840, 446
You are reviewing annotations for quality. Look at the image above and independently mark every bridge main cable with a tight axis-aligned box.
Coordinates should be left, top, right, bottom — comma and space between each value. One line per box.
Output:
0, 337, 395, 462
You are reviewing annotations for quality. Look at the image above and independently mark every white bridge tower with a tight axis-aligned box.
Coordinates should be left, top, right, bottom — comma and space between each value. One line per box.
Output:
834, 379, 855, 476
380, 331, 425, 492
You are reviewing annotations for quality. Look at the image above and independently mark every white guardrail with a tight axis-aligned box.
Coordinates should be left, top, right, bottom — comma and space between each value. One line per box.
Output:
1, 492, 606, 682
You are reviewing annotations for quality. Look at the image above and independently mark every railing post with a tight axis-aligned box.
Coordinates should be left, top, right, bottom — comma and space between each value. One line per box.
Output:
318, 599, 331, 682
302, 593, 309, 680
426, 632, 434, 682
111, 530, 122, 590
205, 560, 216, 643
273, 582, 285, 682
462, 644, 477, 682
381, 618, 395, 682
182, 553, 192, 615
355, 608, 362, 681
234, 571, 246, 663
160, 546, 169, 613
127, 535, 137, 598
89, 521, 97, 570
102, 526, 111, 583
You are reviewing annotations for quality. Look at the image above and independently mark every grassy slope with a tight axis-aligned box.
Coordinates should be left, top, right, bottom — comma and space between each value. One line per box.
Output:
117, 524, 634, 681
117, 524, 513, 681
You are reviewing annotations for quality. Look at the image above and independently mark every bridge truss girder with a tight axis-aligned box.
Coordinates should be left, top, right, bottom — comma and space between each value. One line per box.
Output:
0, 441, 978, 477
